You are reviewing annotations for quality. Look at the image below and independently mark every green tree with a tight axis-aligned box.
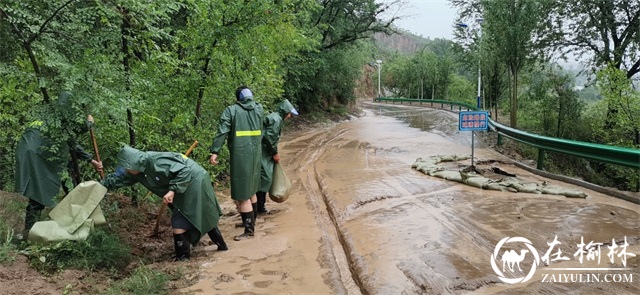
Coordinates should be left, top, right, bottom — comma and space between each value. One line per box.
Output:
595, 66, 640, 147
483, 0, 544, 128
537, 0, 640, 79
520, 65, 584, 139
283, 0, 399, 111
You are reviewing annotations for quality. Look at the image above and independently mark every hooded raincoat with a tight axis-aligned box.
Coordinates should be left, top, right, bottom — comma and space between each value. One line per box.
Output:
259, 99, 296, 192
101, 146, 221, 246
210, 97, 264, 201
15, 92, 92, 207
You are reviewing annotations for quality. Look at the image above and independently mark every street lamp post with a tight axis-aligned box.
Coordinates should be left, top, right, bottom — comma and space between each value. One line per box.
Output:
457, 18, 483, 110
375, 60, 382, 98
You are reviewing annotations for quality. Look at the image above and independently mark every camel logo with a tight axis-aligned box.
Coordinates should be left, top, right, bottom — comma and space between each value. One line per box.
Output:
490, 237, 540, 284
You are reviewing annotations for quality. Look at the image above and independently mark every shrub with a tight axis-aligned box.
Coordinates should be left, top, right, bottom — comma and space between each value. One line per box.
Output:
27, 228, 131, 273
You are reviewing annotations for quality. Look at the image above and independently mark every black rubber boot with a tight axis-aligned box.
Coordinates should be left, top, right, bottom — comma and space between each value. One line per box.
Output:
252, 202, 258, 220
24, 200, 44, 233
173, 233, 191, 261
234, 212, 255, 241
207, 227, 228, 251
256, 191, 268, 214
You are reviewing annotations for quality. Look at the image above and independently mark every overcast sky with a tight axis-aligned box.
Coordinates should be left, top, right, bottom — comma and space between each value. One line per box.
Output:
385, 0, 458, 40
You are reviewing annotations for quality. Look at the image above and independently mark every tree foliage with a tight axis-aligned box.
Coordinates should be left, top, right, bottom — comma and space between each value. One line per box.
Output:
283, 0, 399, 112
0, 0, 400, 191
537, 0, 640, 79
384, 39, 457, 100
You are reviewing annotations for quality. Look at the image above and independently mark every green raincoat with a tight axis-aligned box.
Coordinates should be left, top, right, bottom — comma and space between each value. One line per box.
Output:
15, 92, 92, 207
259, 99, 296, 192
101, 146, 221, 246
210, 97, 264, 201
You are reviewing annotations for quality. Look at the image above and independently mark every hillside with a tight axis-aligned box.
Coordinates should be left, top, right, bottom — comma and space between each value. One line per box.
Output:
373, 28, 432, 55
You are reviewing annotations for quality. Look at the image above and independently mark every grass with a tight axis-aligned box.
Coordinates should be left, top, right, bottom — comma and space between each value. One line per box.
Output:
0, 223, 16, 264
0, 195, 24, 265
105, 264, 169, 295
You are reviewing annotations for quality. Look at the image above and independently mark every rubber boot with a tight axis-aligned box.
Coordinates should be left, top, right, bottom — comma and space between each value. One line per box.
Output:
207, 227, 228, 251
252, 202, 258, 220
173, 233, 191, 261
256, 191, 268, 214
234, 212, 255, 241
24, 200, 44, 235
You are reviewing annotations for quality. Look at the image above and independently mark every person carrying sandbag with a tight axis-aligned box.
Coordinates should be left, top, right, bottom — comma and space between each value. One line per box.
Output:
256, 99, 298, 214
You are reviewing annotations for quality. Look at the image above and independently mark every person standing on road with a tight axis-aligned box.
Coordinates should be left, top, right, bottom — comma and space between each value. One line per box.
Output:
209, 86, 264, 241
15, 91, 103, 236
256, 99, 298, 214
101, 146, 228, 261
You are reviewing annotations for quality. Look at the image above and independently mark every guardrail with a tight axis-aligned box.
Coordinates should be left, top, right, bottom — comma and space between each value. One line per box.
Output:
374, 97, 640, 170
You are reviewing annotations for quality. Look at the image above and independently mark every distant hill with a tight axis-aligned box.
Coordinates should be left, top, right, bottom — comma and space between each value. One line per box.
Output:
373, 27, 432, 55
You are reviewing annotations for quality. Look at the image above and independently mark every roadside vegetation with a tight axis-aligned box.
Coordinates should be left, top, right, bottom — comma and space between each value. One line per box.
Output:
381, 0, 639, 191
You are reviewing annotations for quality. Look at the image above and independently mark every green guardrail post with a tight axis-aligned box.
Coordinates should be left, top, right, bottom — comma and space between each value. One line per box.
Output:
430, 101, 433, 107
458, 106, 461, 112
450, 104, 453, 110
497, 133, 503, 146
537, 149, 545, 170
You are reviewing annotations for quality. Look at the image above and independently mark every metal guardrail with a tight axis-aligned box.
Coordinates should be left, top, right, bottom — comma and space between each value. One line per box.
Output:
374, 97, 640, 170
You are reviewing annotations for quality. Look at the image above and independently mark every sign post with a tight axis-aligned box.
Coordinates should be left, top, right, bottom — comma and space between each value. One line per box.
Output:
459, 111, 489, 167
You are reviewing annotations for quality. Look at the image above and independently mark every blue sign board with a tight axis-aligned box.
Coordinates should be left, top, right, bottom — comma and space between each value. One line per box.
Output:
459, 111, 489, 131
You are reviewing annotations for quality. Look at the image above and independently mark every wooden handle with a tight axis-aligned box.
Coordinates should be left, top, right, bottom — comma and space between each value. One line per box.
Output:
184, 140, 198, 157
89, 126, 105, 179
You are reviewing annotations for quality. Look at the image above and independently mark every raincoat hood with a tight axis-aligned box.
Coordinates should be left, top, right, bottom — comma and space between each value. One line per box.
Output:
277, 99, 297, 118
116, 146, 148, 172
236, 97, 257, 111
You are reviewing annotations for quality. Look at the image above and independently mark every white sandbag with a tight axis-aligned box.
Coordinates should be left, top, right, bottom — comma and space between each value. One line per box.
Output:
28, 220, 94, 244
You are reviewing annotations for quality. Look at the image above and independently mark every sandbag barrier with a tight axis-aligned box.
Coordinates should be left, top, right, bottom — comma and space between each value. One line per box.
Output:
412, 155, 588, 198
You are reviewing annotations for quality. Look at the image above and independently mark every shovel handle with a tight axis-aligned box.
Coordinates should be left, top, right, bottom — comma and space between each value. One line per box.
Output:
89, 125, 105, 179
184, 140, 198, 157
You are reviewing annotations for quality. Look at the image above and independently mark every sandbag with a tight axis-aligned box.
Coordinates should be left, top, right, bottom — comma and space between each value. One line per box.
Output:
29, 220, 94, 244
49, 181, 107, 233
28, 181, 107, 244
269, 163, 292, 203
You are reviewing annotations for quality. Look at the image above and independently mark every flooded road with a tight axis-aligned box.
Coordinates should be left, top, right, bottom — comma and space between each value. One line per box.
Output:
185, 101, 640, 294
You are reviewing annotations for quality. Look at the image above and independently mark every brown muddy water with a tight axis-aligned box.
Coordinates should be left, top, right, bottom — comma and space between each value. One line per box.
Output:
184, 101, 639, 295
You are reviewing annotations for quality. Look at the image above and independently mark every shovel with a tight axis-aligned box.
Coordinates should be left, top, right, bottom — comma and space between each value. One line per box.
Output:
88, 119, 105, 179
150, 140, 199, 237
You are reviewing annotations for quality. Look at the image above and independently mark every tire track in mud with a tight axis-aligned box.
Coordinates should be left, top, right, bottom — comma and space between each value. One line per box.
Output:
294, 126, 366, 295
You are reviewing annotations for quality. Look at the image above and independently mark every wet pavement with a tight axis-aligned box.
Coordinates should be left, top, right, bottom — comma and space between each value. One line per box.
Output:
184, 101, 640, 295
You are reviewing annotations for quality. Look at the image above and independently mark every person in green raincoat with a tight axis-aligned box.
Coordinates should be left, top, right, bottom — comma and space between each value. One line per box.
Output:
15, 91, 103, 236
256, 99, 298, 214
209, 86, 263, 241
101, 146, 228, 261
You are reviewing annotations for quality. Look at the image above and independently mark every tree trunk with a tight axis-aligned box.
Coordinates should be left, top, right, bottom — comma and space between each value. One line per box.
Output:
510, 70, 518, 128
23, 42, 50, 103
120, 7, 135, 147
193, 57, 211, 126
557, 95, 563, 138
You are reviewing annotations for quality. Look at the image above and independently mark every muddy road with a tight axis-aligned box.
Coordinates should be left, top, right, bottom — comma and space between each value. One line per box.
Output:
184, 101, 640, 295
